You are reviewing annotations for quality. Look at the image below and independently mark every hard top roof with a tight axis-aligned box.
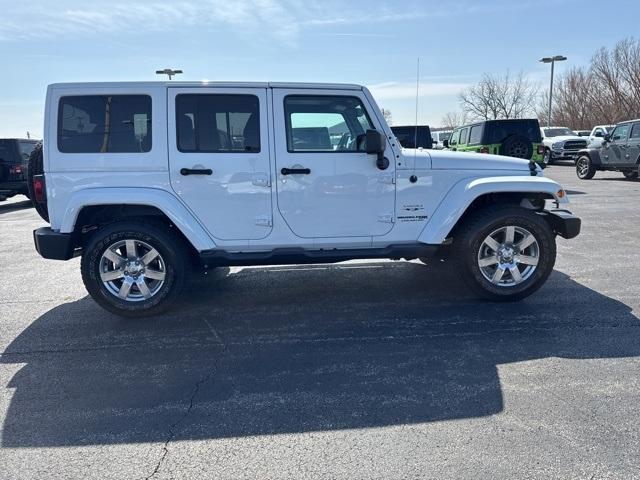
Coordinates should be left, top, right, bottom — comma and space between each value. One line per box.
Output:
49, 81, 364, 90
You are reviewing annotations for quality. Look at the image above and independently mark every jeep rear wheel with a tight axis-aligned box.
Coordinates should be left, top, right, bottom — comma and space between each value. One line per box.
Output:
622, 170, 638, 180
81, 221, 189, 317
454, 206, 556, 301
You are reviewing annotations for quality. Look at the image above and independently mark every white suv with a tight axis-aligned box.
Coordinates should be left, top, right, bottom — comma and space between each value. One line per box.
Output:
31, 81, 580, 316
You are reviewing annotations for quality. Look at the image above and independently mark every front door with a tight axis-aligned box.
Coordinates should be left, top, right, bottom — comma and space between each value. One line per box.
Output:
602, 123, 630, 166
272, 89, 395, 238
168, 88, 272, 240
623, 122, 640, 168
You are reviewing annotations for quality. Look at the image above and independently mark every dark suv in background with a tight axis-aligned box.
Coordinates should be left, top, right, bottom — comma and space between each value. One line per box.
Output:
0, 138, 39, 200
391, 125, 433, 149
446, 119, 545, 164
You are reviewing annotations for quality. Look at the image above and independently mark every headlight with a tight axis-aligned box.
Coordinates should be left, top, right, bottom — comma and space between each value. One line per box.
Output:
552, 141, 564, 150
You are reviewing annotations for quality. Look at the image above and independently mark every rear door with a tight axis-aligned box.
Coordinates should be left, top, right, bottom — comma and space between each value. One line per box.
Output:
272, 89, 395, 238
168, 88, 273, 240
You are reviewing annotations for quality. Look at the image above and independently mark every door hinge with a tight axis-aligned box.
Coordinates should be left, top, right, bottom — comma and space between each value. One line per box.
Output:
377, 214, 395, 223
252, 174, 271, 187
254, 215, 272, 227
378, 174, 396, 184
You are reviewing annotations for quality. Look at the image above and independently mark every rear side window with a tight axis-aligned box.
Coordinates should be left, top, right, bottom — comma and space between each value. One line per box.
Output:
176, 94, 260, 153
459, 127, 469, 145
468, 125, 483, 145
58, 95, 152, 153
284, 95, 373, 152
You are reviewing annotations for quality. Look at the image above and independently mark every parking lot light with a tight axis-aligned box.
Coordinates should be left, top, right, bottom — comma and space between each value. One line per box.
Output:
539, 55, 567, 127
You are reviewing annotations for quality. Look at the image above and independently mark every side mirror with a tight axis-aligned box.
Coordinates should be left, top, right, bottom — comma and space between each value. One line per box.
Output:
442, 139, 449, 148
603, 133, 611, 142
358, 130, 389, 170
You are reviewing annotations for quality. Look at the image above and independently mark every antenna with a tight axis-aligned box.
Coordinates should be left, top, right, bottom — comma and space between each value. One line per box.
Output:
414, 57, 420, 156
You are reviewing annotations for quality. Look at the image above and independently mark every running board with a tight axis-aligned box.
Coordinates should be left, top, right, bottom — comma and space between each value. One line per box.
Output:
199, 243, 439, 267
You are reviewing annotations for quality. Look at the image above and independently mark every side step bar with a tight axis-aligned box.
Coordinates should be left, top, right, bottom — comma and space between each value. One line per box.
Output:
199, 243, 439, 267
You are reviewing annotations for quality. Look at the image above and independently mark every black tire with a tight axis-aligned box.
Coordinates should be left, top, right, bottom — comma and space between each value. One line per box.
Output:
500, 135, 533, 160
27, 142, 49, 222
576, 155, 596, 179
453, 206, 556, 302
622, 170, 638, 180
81, 221, 190, 317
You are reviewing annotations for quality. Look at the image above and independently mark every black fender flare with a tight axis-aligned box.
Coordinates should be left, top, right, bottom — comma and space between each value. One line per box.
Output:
577, 148, 602, 167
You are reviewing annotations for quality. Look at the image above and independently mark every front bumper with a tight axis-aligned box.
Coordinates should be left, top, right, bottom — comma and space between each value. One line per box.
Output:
551, 149, 581, 160
33, 227, 77, 260
543, 209, 581, 239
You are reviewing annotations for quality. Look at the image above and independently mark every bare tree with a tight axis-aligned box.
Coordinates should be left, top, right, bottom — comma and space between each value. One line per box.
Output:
537, 37, 640, 128
440, 111, 468, 130
460, 71, 539, 121
380, 108, 393, 125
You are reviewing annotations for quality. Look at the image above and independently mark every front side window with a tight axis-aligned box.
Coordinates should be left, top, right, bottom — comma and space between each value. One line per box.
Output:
284, 96, 373, 152
58, 95, 152, 153
611, 124, 630, 142
449, 129, 460, 146
629, 123, 640, 140
176, 94, 260, 153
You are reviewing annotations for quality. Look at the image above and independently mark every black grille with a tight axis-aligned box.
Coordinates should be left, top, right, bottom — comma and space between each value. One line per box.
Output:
564, 140, 587, 150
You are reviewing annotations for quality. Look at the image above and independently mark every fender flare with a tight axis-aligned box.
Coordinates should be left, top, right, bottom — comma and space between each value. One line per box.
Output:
58, 187, 216, 251
578, 148, 602, 166
418, 175, 567, 244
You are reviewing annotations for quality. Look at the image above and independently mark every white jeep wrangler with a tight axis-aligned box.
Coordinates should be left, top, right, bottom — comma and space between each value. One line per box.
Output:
31, 81, 580, 316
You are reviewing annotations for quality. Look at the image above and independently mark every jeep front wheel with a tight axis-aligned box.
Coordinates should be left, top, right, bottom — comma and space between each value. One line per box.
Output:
454, 207, 556, 301
81, 222, 189, 317
576, 155, 596, 179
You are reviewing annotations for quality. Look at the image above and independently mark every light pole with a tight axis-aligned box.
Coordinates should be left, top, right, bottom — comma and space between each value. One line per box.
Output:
539, 55, 567, 127
155, 68, 183, 80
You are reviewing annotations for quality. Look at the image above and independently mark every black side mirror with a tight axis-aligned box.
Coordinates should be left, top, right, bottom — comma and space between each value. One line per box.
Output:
603, 133, 611, 142
442, 139, 449, 148
358, 130, 389, 170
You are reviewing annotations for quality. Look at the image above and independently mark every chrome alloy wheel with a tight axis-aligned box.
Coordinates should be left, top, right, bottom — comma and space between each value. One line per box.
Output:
99, 239, 166, 302
577, 157, 590, 177
477, 226, 540, 287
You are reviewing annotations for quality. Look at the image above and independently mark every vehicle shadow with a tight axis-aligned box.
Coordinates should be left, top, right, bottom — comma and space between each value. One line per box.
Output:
0, 199, 32, 214
1, 262, 638, 447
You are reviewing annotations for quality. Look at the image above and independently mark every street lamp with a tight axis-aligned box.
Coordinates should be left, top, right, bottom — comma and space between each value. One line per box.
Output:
155, 68, 183, 80
539, 55, 567, 127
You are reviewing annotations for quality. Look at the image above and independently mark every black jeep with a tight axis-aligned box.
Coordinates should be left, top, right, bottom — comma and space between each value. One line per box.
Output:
0, 139, 39, 200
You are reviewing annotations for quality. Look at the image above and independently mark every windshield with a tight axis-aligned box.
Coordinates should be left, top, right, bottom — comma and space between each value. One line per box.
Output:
544, 128, 575, 137
605, 126, 614, 133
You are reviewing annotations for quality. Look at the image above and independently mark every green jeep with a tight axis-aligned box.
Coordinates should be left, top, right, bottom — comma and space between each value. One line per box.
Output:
446, 119, 545, 164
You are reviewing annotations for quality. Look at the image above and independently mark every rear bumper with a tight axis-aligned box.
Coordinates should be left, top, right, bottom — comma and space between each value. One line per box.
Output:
543, 209, 581, 239
33, 227, 77, 260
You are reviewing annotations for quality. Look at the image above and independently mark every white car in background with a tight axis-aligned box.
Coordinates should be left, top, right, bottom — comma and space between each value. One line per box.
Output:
587, 125, 616, 149
431, 130, 452, 150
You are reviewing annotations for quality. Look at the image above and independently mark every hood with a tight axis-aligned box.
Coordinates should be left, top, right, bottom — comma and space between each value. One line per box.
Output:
547, 135, 585, 143
430, 149, 532, 171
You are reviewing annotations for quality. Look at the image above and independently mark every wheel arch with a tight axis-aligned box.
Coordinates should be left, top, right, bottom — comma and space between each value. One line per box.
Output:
58, 187, 216, 252
418, 176, 566, 244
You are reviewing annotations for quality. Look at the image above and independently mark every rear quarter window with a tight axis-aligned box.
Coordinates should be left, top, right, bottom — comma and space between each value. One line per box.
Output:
485, 120, 542, 144
58, 95, 152, 153
468, 125, 483, 145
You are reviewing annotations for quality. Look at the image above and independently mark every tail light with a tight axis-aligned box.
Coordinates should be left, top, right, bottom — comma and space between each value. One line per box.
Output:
479, 146, 490, 154
33, 175, 45, 203
10, 165, 23, 174
537, 144, 545, 155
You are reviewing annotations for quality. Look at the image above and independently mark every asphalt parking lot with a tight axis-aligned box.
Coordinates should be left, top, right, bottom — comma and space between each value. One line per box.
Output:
1, 164, 639, 479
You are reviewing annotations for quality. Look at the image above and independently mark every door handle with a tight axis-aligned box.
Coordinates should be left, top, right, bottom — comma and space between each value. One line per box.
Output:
181, 168, 212, 176
281, 167, 311, 175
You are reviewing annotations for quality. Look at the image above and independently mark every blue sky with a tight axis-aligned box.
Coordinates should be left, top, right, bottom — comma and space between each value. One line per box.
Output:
0, 0, 637, 138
